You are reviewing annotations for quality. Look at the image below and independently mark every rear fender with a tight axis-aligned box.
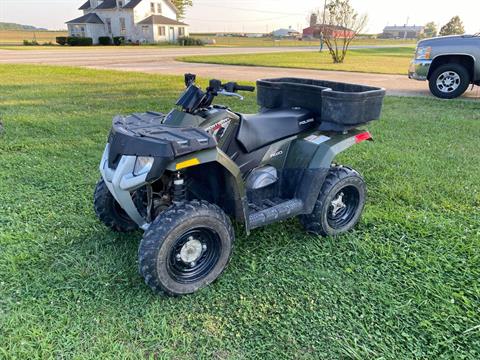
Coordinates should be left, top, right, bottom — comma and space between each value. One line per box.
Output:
297, 130, 372, 213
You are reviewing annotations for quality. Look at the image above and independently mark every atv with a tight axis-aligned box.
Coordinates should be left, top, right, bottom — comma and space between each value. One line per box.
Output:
94, 74, 385, 296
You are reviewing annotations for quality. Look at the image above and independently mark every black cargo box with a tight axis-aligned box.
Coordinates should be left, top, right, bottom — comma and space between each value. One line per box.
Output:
257, 78, 386, 131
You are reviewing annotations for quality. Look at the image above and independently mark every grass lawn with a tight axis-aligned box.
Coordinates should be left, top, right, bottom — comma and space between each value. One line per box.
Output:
192, 35, 417, 48
1, 64, 479, 359
180, 47, 415, 75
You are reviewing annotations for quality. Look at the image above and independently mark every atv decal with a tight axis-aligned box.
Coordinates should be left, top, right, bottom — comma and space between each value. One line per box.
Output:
305, 135, 331, 145
206, 119, 232, 141
299, 118, 315, 126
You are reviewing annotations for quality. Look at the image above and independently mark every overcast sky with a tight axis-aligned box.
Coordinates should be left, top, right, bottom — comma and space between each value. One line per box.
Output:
0, 0, 479, 33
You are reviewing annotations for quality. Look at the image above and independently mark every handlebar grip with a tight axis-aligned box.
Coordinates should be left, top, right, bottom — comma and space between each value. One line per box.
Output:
235, 84, 256, 92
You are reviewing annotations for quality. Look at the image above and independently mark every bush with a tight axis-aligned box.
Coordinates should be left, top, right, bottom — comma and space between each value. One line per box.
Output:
56, 36, 67, 46
67, 37, 93, 46
23, 40, 39, 46
177, 36, 204, 46
113, 36, 125, 46
98, 36, 112, 45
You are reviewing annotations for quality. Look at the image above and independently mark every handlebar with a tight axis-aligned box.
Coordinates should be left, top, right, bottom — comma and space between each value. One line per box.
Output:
234, 84, 256, 92
212, 80, 255, 94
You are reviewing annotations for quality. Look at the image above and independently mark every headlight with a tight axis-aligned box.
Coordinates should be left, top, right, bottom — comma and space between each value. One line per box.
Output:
133, 156, 154, 176
416, 46, 432, 60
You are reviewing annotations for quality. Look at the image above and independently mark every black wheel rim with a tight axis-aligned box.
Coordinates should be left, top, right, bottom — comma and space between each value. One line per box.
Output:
327, 186, 360, 229
167, 228, 222, 284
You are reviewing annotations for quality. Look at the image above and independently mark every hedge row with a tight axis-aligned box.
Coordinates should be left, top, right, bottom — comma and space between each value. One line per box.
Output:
56, 36, 92, 46
177, 36, 205, 46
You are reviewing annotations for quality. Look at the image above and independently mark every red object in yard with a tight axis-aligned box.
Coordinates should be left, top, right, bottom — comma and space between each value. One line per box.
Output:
355, 132, 372, 143
303, 25, 355, 39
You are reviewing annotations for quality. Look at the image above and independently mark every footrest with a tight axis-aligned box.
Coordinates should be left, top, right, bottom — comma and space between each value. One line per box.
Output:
248, 199, 304, 230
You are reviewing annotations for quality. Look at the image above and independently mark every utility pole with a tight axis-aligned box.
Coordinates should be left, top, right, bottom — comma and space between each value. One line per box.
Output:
320, 0, 327, 52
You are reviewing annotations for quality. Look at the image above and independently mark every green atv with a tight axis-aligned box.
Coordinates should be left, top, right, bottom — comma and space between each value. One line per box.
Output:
94, 74, 385, 296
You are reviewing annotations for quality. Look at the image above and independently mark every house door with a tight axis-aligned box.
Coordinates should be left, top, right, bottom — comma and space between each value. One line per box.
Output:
169, 27, 175, 42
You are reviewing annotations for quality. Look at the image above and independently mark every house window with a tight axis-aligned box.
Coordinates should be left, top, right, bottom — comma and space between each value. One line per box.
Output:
158, 26, 165, 36
118, 0, 123, 7
178, 27, 185, 36
73, 25, 86, 38
150, 2, 155, 13
142, 25, 150, 36
119, 17, 126, 35
106, 18, 112, 33
157, 3, 162, 13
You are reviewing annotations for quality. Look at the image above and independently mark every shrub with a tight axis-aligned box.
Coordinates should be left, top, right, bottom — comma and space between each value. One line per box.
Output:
98, 36, 112, 45
56, 36, 67, 46
23, 40, 39, 46
177, 36, 204, 46
67, 37, 93, 46
113, 36, 125, 46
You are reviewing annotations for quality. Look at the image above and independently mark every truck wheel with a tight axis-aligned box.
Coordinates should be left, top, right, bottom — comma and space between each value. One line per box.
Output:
139, 200, 234, 296
429, 64, 470, 99
300, 166, 366, 237
94, 179, 138, 233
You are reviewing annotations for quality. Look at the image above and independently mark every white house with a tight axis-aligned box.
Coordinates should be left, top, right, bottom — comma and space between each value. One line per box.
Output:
66, 0, 189, 44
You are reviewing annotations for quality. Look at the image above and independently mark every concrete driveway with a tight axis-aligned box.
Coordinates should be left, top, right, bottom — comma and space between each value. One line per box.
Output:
1, 47, 479, 98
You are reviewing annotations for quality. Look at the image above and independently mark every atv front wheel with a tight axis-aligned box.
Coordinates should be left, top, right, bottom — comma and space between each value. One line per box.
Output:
138, 200, 234, 296
94, 179, 138, 233
300, 166, 366, 237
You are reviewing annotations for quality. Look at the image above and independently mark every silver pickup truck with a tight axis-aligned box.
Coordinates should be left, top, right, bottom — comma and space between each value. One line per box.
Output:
409, 34, 480, 99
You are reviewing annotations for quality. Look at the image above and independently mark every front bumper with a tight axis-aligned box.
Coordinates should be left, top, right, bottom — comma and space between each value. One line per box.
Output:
99, 145, 150, 230
408, 59, 432, 81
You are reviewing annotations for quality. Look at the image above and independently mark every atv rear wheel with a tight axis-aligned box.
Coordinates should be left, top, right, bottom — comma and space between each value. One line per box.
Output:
138, 200, 234, 296
94, 179, 138, 233
300, 166, 366, 237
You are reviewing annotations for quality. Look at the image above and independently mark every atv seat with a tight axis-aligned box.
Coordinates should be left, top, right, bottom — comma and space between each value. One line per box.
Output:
237, 108, 315, 153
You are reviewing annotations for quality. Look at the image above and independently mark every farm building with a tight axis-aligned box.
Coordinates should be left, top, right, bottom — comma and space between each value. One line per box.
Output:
303, 24, 355, 39
381, 25, 425, 39
271, 28, 301, 38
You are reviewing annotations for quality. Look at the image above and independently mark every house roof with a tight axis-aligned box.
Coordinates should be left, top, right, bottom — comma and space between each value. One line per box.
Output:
95, 0, 117, 9
123, 0, 143, 8
77, 0, 180, 13
384, 25, 424, 32
138, 15, 188, 26
67, 13, 104, 24
79, 1, 91, 10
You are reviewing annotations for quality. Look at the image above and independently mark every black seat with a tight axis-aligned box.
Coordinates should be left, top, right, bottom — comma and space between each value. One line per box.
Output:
237, 108, 315, 153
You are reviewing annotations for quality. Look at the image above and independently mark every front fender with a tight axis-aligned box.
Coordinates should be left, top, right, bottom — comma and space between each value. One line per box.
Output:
166, 148, 249, 225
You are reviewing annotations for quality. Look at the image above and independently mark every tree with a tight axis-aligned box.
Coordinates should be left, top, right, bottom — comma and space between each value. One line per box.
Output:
171, 0, 193, 20
424, 22, 438, 38
320, 0, 367, 63
440, 16, 465, 36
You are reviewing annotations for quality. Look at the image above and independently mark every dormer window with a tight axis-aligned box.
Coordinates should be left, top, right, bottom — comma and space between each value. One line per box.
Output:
118, 0, 124, 7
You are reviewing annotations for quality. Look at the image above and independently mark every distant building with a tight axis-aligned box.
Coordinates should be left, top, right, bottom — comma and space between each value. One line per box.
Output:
66, 0, 189, 44
303, 24, 355, 39
271, 27, 300, 38
381, 25, 424, 39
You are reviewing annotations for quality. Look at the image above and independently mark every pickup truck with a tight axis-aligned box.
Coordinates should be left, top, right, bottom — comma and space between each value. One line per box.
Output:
409, 34, 480, 99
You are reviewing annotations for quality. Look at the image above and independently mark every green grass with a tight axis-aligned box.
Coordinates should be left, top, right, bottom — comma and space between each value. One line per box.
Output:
0, 64, 479, 359
191, 35, 417, 48
180, 47, 415, 75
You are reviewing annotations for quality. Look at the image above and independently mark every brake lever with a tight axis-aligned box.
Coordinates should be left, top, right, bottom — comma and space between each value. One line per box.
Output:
218, 90, 244, 100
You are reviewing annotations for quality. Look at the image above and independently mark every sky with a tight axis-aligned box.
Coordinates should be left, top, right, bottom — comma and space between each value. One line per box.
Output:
0, 0, 479, 34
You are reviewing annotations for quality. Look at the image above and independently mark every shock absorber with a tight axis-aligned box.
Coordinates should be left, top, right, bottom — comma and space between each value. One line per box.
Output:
173, 172, 186, 204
